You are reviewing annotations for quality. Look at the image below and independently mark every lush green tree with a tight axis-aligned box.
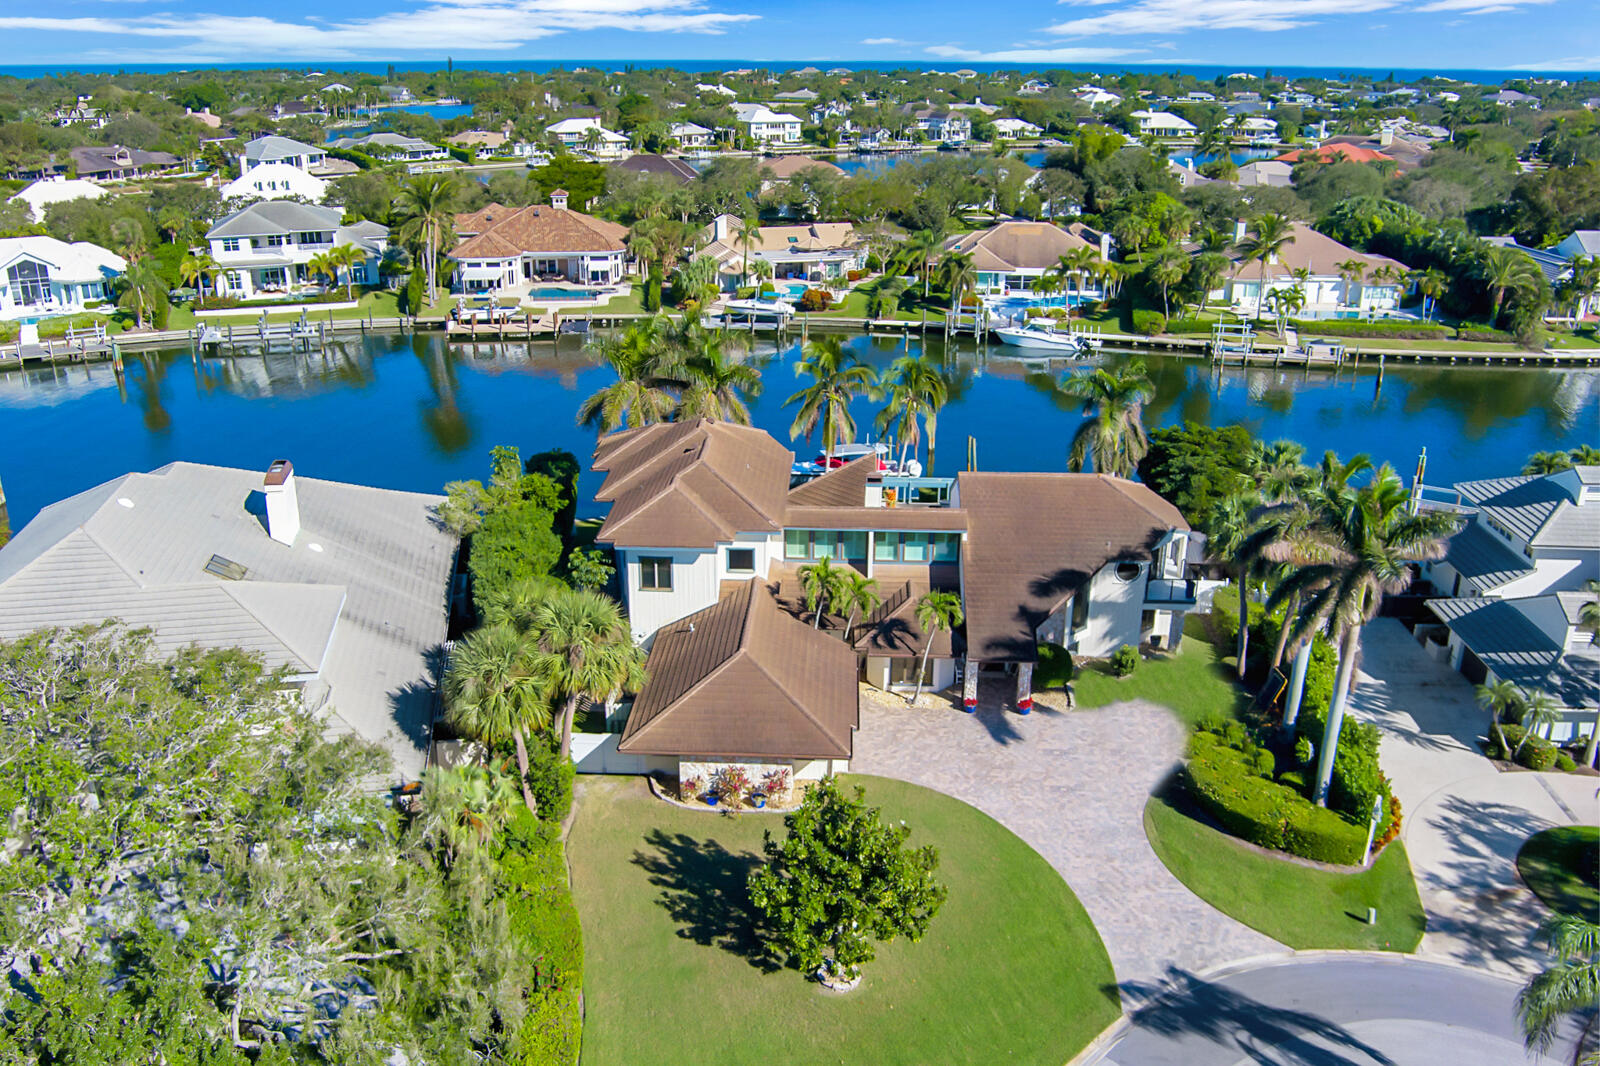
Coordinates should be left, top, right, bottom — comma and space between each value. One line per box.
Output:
520, 587, 646, 759
1525, 449, 1576, 475
799, 555, 846, 630
1031, 360, 1155, 476
833, 571, 882, 645
1208, 489, 1265, 678
1237, 213, 1295, 313
874, 353, 950, 474
566, 546, 615, 592
748, 778, 947, 988
470, 500, 563, 614
1138, 422, 1260, 530
392, 172, 459, 303
444, 622, 551, 813
786, 335, 879, 459
576, 315, 677, 432
669, 330, 762, 423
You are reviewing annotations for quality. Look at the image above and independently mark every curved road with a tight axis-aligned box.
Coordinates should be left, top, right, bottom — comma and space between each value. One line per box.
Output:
1087, 954, 1582, 1066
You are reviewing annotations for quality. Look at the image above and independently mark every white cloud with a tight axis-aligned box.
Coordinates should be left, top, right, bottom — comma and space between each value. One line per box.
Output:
926, 43, 1147, 61
1415, 0, 1553, 10
0, 0, 758, 57
1505, 54, 1600, 70
1044, 0, 1552, 35
861, 36, 913, 45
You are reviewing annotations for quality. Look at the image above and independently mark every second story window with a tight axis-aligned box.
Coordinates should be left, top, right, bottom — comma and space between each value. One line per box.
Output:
639, 556, 672, 591
220, 238, 241, 252
726, 548, 755, 573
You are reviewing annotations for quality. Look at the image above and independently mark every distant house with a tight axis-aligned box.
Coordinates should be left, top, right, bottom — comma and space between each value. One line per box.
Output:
326, 132, 447, 162
269, 100, 328, 123
7, 177, 106, 222
943, 220, 1102, 295
51, 97, 105, 129
69, 145, 181, 182
612, 153, 698, 185
757, 154, 848, 188
1210, 221, 1409, 315
242, 135, 327, 172
772, 88, 819, 103
1481, 236, 1592, 316
447, 192, 629, 294
699, 214, 864, 287
1019, 78, 1053, 95
1275, 143, 1395, 167
379, 85, 415, 103
908, 107, 971, 143
0, 460, 458, 780
1235, 159, 1294, 188
1554, 230, 1600, 262
0, 235, 123, 321
1488, 89, 1538, 108
222, 163, 329, 204
1073, 86, 1122, 108
447, 129, 508, 152
695, 83, 737, 97
990, 117, 1043, 139
731, 103, 803, 144
543, 117, 629, 159
669, 121, 714, 148
1129, 110, 1197, 137
205, 201, 388, 299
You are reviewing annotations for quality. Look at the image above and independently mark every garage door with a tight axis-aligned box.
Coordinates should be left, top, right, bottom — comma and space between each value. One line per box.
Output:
1460, 647, 1488, 685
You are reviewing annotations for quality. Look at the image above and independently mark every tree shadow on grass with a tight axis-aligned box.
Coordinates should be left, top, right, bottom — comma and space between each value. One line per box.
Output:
1115, 966, 1397, 1066
630, 828, 784, 974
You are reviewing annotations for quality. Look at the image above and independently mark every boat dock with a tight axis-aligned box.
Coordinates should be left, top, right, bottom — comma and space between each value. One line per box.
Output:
0, 322, 115, 368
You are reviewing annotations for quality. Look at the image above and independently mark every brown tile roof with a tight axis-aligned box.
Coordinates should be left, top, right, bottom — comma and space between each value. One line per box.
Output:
449, 201, 628, 260
759, 155, 848, 180
592, 421, 793, 549
852, 579, 958, 658
1223, 222, 1408, 281
945, 221, 1095, 274
786, 457, 873, 508
618, 580, 858, 759
612, 153, 698, 183
956, 472, 1187, 662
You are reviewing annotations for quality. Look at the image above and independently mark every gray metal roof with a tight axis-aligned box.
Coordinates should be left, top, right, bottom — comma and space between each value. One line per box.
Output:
1429, 596, 1598, 708
207, 201, 345, 239
244, 135, 323, 164
1442, 520, 1535, 589
1575, 465, 1600, 486
1454, 472, 1595, 550
0, 464, 457, 779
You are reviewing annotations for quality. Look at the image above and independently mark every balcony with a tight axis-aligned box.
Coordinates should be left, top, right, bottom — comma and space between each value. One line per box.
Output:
1144, 578, 1199, 607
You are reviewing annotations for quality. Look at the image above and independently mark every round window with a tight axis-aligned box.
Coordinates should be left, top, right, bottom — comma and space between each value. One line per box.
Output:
1114, 561, 1142, 583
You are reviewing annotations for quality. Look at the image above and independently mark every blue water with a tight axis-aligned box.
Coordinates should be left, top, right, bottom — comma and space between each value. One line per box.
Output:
1167, 149, 1277, 168
324, 103, 474, 140
829, 150, 1050, 175
0, 334, 1594, 528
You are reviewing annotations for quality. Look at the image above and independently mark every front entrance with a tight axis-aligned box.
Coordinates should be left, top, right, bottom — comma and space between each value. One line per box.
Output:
1460, 647, 1488, 685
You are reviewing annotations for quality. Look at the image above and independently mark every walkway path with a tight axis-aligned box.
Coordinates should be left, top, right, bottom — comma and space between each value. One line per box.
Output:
851, 680, 1281, 987
1348, 618, 1598, 979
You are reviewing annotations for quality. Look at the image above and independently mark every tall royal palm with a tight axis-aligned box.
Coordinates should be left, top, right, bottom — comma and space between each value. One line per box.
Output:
442, 623, 550, 814
1271, 465, 1460, 804
1045, 360, 1155, 477
786, 336, 878, 460
941, 250, 976, 312
393, 173, 458, 304
674, 338, 762, 423
524, 587, 647, 760
1208, 490, 1262, 679
874, 353, 949, 474
1481, 245, 1538, 328
1238, 213, 1294, 318
577, 315, 677, 432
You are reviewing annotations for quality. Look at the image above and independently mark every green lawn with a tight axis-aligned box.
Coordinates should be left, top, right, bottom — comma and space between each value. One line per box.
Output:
569, 774, 1119, 1066
167, 290, 454, 330
1145, 792, 1425, 952
1070, 623, 1251, 728
1517, 825, 1600, 917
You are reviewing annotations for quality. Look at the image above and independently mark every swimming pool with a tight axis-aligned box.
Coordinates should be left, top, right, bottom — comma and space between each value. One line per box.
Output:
526, 286, 604, 301
773, 282, 811, 299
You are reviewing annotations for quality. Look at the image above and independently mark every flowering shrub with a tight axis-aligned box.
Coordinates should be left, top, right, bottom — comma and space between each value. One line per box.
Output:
762, 768, 791, 798
680, 775, 702, 803
712, 766, 750, 808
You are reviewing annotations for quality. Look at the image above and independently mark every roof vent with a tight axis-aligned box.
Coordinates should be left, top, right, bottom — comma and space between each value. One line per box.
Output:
204, 554, 249, 580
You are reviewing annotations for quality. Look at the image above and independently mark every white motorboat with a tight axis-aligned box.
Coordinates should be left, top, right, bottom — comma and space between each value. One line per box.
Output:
994, 320, 1098, 355
713, 298, 795, 330
793, 441, 914, 478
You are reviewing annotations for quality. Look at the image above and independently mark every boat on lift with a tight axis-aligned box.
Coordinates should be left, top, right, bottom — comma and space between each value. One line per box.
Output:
791, 442, 922, 478
993, 319, 1099, 355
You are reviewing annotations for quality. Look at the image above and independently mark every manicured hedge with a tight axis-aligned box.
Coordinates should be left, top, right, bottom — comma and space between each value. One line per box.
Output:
1288, 318, 1452, 340
1131, 309, 1166, 336
497, 810, 582, 1064
1035, 643, 1074, 690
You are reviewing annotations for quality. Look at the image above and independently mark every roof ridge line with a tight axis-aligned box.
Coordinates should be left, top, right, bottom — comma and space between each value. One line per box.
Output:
221, 581, 345, 671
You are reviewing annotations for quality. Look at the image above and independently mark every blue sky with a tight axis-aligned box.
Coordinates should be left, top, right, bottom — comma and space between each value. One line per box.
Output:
1, 0, 1595, 73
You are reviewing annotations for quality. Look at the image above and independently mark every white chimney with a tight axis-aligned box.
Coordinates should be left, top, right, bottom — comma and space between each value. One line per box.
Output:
1379, 126, 1394, 147
550, 189, 569, 210
263, 459, 300, 546
1234, 219, 1248, 242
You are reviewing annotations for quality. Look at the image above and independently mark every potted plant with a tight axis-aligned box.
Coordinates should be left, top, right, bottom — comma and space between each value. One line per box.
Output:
712, 766, 749, 810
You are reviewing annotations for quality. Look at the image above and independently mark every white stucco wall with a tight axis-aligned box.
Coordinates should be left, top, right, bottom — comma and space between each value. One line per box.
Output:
570, 733, 677, 775
618, 532, 780, 645
1076, 561, 1147, 657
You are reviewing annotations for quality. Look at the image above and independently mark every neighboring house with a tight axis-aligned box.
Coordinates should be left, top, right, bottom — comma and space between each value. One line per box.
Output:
1168, 159, 1220, 189
206, 201, 388, 299
326, 133, 447, 162
1235, 159, 1294, 187
0, 462, 456, 779
1554, 230, 1600, 262
269, 100, 328, 123
698, 214, 865, 287
1073, 86, 1122, 108
379, 85, 415, 103
0, 235, 123, 321
447, 192, 629, 293
7, 177, 106, 222
1130, 110, 1197, 137
669, 121, 714, 148
731, 103, 803, 144
222, 163, 330, 203
1210, 221, 1410, 315
544, 118, 629, 158
695, 83, 737, 97
1421, 465, 1599, 745
69, 145, 182, 182
1488, 89, 1538, 108
1275, 143, 1395, 167
991, 117, 1043, 139
1019, 78, 1053, 95
243, 135, 328, 172
579, 420, 1201, 779
772, 88, 819, 103
52, 99, 106, 129
447, 129, 508, 152
612, 153, 698, 185
908, 107, 972, 143
1481, 235, 1597, 316
943, 220, 1102, 295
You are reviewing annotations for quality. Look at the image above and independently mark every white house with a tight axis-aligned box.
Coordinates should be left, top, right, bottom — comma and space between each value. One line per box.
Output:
1073, 86, 1122, 108
448, 192, 629, 294
327, 133, 447, 162
242, 135, 327, 172
7, 177, 106, 222
205, 202, 388, 300
943, 220, 1105, 296
0, 236, 123, 321
1210, 222, 1410, 316
731, 103, 803, 144
1131, 110, 1198, 137
669, 121, 714, 148
698, 214, 865, 288
908, 107, 971, 143
990, 117, 1043, 139
222, 163, 329, 203
695, 82, 737, 97
544, 118, 629, 158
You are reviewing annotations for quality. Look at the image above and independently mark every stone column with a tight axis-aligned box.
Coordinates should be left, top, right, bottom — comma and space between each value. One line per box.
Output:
1016, 662, 1033, 715
962, 658, 978, 713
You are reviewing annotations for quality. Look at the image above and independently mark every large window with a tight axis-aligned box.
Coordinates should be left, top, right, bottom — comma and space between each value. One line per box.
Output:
874, 532, 960, 563
220, 238, 241, 253
725, 547, 755, 573
7, 260, 51, 306
638, 556, 672, 591
784, 529, 867, 561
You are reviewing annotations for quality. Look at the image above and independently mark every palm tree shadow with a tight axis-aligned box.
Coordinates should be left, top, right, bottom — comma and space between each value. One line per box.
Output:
630, 828, 784, 974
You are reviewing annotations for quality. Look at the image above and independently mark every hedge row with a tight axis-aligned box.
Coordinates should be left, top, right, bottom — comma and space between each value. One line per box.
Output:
1288, 318, 1452, 340
497, 810, 583, 1065
196, 290, 357, 311
1184, 732, 1368, 865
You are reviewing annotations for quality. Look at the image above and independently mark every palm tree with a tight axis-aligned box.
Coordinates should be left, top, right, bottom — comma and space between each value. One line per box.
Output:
1411, 267, 1448, 321
1336, 258, 1367, 307
523, 587, 646, 760
941, 250, 976, 312
1516, 689, 1560, 757
306, 250, 339, 292
1570, 445, 1600, 466
911, 590, 963, 706
899, 226, 945, 304
1049, 360, 1155, 477
442, 623, 550, 814
116, 259, 168, 331
786, 335, 878, 460
1146, 246, 1188, 321
330, 243, 367, 300
1237, 213, 1294, 318
577, 315, 676, 432
873, 353, 949, 474
393, 173, 458, 304
833, 572, 882, 644
1481, 245, 1538, 328
673, 337, 762, 423
866, 277, 908, 321
798, 555, 845, 629
1524, 451, 1576, 475
1208, 490, 1262, 679
736, 213, 761, 286
1516, 914, 1598, 1065
1474, 679, 1521, 758
1270, 465, 1461, 805
179, 252, 219, 302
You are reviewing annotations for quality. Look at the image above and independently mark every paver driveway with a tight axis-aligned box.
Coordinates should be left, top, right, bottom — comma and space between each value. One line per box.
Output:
1349, 618, 1599, 979
850, 679, 1281, 987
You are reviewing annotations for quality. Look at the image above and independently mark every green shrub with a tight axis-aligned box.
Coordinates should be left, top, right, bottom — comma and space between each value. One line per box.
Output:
469, 499, 562, 614
1455, 326, 1517, 344
1165, 316, 1214, 334
524, 449, 579, 541
1109, 644, 1139, 677
1326, 719, 1389, 828
1035, 644, 1074, 689
1288, 318, 1452, 340
1518, 740, 1558, 771
525, 734, 575, 823
1184, 740, 1366, 864
516, 987, 580, 1066
1293, 735, 1314, 765
1487, 723, 1527, 760
497, 809, 582, 1063
1131, 309, 1166, 336
1555, 753, 1577, 772
798, 287, 833, 312
1278, 770, 1307, 793
1281, 804, 1367, 865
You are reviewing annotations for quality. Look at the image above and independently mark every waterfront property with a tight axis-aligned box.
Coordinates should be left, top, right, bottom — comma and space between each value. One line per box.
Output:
944, 220, 1106, 296
448, 192, 629, 294
222, 162, 330, 203
326, 132, 447, 162
241, 134, 327, 172
581, 419, 1202, 781
699, 214, 865, 287
205, 201, 388, 299
0, 460, 458, 778
1130, 110, 1198, 137
7, 177, 106, 222
668, 121, 713, 148
544, 117, 629, 159
68, 145, 181, 181
731, 102, 803, 144
612, 153, 698, 184
1211, 221, 1410, 316
906, 106, 972, 143
0, 235, 123, 321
